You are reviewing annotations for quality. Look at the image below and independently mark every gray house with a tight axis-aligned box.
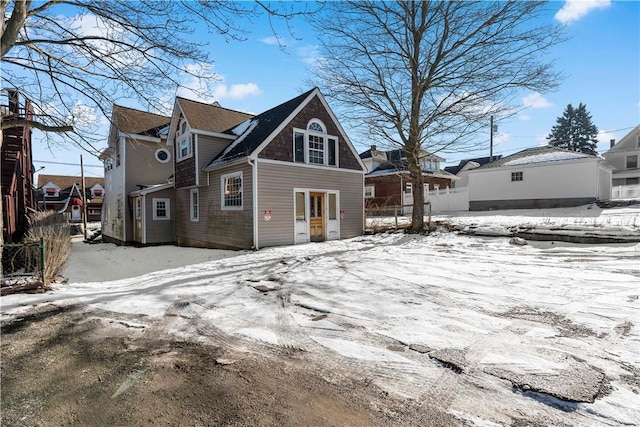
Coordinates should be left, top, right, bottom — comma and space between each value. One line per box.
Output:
168, 88, 365, 250
100, 105, 173, 245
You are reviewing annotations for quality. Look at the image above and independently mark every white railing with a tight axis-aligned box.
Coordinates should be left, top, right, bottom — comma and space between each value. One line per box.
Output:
611, 184, 640, 200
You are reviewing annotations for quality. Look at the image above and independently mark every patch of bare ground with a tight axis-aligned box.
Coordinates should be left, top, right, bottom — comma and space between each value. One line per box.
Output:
1, 304, 457, 427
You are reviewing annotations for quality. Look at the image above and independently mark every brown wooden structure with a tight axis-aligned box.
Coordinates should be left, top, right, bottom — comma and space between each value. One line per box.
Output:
1, 89, 36, 243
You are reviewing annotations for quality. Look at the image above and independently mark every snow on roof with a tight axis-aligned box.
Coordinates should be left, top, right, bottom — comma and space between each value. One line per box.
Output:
205, 119, 260, 168
231, 118, 254, 136
503, 150, 591, 167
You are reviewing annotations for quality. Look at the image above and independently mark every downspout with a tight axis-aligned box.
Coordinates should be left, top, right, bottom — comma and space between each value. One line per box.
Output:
248, 157, 259, 250
142, 194, 147, 245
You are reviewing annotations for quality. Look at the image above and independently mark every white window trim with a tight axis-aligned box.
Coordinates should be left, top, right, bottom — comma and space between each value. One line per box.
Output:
155, 148, 171, 163
190, 188, 199, 221
221, 171, 243, 211
292, 120, 339, 168
152, 198, 171, 220
176, 134, 193, 162
364, 185, 375, 198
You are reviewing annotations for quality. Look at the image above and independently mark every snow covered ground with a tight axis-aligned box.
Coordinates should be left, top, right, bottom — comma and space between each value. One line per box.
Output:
2, 205, 639, 426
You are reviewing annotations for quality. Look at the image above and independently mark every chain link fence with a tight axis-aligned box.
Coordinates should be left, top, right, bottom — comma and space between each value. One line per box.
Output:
1, 237, 46, 295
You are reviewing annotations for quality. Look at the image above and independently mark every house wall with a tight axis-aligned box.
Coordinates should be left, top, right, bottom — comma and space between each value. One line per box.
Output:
256, 161, 363, 247
102, 135, 126, 243
364, 174, 453, 208
175, 162, 253, 249
123, 138, 173, 242
175, 151, 196, 188
143, 188, 175, 244
196, 134, 232, 187
468, 159, 601, 210
258, 95, 361, 171
365, 174, 404, 208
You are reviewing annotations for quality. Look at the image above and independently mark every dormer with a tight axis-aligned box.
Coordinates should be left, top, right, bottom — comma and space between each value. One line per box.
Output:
90, 183, 105, 198
42, 182, 60, 197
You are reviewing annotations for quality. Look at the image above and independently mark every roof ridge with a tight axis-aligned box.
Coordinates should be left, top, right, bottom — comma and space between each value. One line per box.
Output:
176, 96, 255, 117
112, 104, 170, 120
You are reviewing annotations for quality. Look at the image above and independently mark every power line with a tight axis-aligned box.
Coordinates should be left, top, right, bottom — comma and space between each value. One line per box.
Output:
33, 159, 103, 168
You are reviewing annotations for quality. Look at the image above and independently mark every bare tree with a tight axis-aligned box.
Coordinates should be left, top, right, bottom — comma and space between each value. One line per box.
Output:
309, 1, 565, 232
1, 0, 319, 152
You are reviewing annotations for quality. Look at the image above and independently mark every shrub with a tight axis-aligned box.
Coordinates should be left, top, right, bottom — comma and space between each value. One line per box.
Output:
25, 211, 71, 283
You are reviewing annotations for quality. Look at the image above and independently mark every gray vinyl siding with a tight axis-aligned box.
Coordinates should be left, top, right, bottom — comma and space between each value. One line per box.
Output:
175, 162, 253, 249
102, 137, 126, 243
256, 161, 363, 247
123, 137, 173, 242
196, 134, 232, 186
145, 188, 175, 244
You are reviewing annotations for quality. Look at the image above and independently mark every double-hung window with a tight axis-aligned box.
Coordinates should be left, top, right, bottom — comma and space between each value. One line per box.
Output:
221, 172, 243, 210
177, 135, 192, 161
293, 119, 338, 167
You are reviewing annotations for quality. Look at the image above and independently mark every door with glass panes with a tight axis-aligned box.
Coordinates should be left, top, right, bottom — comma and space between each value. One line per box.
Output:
309, 192, 325, 242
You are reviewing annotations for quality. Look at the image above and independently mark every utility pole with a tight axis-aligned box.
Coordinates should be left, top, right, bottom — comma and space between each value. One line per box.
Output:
80, 155, 88, 240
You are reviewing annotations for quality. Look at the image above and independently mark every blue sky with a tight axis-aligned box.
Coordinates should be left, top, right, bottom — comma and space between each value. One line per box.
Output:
31, 0, 639, 179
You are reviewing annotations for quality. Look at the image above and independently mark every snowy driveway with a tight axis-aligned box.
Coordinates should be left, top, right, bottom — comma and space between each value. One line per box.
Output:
2, 230, 639, 425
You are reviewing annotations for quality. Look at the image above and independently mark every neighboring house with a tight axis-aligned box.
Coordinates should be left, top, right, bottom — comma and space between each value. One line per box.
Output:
444, 155, 502, 188
168, 88, 365, 249
35, 174, 105, 222
602, 125, 640, 187
1, 89, 36, 243
100, 105, 173, 245
359, 145, 458, 212
467, 145, 612, 210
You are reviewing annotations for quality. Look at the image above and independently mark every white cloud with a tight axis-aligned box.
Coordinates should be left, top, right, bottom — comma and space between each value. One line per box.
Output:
296, 45, 322, 65
260, 36, 286, 46
519, 114, 531, 121
493, 132, 510, 146
213, 83, 262, 100
555, 0, 611, 25
522, 92, 553, 109
535, 133, 549, 146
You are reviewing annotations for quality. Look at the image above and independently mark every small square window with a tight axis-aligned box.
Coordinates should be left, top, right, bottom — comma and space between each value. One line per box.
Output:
511, 171, 523, 182
364, 185, 375, 198
626, 155, 638, 169
153, 198, 170, 220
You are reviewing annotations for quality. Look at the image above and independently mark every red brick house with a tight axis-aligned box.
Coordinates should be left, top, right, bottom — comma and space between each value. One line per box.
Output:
360, 146, 458, 213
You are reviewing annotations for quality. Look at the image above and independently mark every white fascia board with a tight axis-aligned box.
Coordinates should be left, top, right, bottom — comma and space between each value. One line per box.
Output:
203, 156, 248, 172
118, 132, 161, 143
191, 129, 236, 140
468, 157, 597, 173
166, 99, 186, 146
129, 182, 174, 197
257, 158, 365, 175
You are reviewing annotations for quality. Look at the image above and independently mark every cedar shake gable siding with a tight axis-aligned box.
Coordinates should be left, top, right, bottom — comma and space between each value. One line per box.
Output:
211, 89, 315, 164
258, 94, 361, 170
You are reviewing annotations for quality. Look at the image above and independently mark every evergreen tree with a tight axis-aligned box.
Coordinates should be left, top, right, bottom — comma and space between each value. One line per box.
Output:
547, 103, 599, 155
